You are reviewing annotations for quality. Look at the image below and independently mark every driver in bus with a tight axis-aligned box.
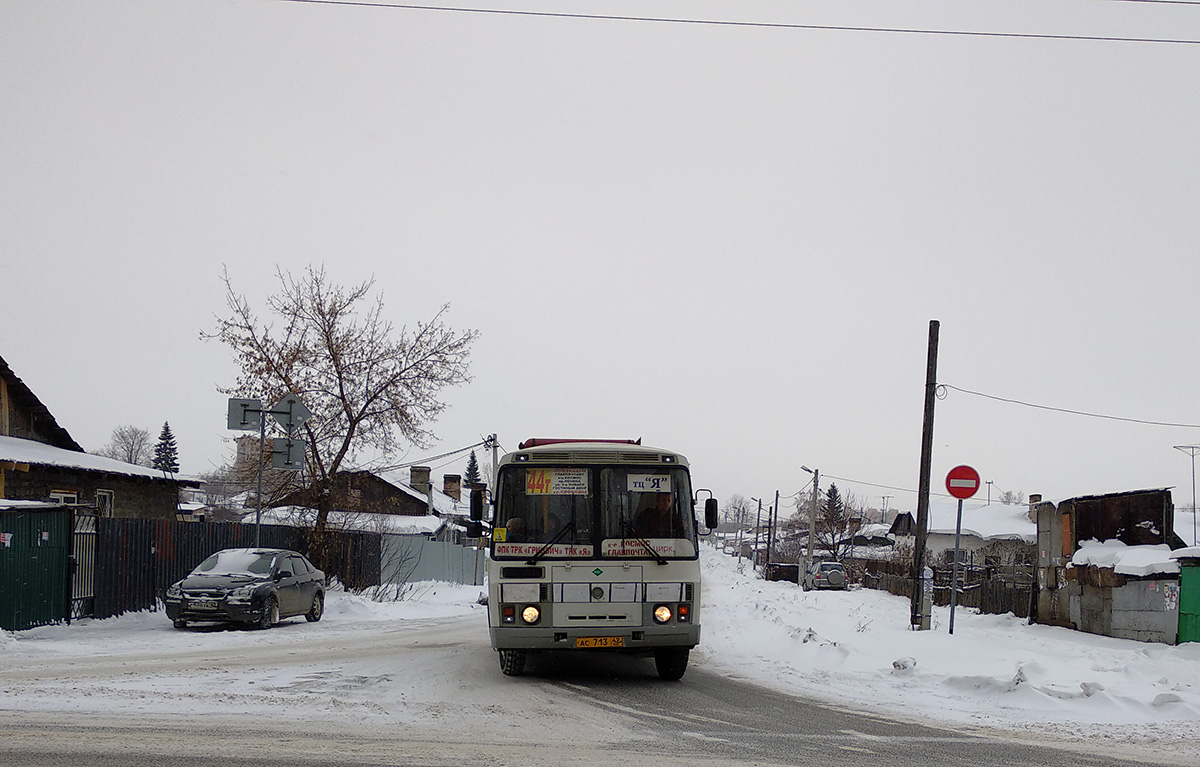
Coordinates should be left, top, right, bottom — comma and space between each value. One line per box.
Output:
634, 493, 676, 537
505, 517, 526, 542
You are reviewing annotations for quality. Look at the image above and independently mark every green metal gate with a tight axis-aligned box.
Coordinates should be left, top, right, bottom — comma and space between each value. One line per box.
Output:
0, 507, 72, 631
1180, 560, 1200, 644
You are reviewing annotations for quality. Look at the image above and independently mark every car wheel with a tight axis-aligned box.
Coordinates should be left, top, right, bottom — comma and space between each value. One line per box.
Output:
305, 592, 324, 622
173, 618, 188, 629
498, 649, 526, 676
258, 596, 279, 630
654, 647, 689, 681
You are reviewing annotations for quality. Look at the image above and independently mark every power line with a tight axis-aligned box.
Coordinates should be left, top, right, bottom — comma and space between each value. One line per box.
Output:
271, 0, 1200, 46
938, 383, 1200, 429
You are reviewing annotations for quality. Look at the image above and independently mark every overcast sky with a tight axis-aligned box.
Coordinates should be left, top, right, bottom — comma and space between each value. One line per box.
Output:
5, 0, 1200, 517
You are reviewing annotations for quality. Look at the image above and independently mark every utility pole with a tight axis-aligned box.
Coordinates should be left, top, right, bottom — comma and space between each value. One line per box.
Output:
802, 466, 818, 570
1174, 445, 1200, 546
911, 319, 939, 631
751, 497, 763, 575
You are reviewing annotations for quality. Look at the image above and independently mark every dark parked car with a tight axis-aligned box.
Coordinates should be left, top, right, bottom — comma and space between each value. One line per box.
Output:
802, 560, 847, 591
165, 548, 325, 629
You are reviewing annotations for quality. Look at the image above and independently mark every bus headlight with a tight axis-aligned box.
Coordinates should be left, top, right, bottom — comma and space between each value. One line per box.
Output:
653, 605, 673, 624
521, 605, 541, 625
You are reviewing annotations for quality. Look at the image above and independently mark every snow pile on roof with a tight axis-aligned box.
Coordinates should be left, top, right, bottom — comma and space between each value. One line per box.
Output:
0, 434, 191, 482
0, 498, 61, 511
857, 523, 892, 539
1171, 546, 1200, 561
1070, 540, 1180, 577
249, 506, 445, 535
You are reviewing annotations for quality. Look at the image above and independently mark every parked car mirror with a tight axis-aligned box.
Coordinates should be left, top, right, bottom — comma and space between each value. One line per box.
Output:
704, 498, 719, 531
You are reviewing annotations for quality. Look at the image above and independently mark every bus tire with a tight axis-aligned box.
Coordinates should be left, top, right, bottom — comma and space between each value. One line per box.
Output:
499, 649, 526, 677
654, 647, 689, 681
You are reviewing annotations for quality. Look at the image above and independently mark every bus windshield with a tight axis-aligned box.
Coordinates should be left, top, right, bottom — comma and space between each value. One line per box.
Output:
492, 465, 696, 559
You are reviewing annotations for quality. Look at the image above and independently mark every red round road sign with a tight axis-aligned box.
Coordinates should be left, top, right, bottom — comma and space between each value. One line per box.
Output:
945, 465, 980, 499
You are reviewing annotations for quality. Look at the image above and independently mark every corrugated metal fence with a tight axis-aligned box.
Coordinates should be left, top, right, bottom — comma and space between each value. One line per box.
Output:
0, 507, 71, 631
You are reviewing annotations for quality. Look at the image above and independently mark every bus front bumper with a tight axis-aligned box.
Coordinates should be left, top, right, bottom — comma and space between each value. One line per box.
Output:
490, 624, 700, 651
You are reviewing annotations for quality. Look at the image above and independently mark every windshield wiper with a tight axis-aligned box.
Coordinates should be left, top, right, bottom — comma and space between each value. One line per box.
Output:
526, 520, 576, 566
621, 518, 667, 566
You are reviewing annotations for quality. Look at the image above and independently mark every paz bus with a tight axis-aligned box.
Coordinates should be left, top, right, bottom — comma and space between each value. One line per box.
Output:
469, 438, 718, 680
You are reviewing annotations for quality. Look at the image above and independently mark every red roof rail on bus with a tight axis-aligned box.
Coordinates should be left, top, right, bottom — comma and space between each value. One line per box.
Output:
517, 438, 642, 449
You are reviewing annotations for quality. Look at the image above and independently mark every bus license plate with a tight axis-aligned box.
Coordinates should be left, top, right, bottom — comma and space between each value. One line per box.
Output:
575, 636, 623, 649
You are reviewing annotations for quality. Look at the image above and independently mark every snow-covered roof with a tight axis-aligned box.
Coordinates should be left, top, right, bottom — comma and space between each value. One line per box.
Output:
0, 434, 194, 483
376, 468, 472, 517
893, 500, 1036, 542
925, 499, 1036, 542
249, 506, 446, 535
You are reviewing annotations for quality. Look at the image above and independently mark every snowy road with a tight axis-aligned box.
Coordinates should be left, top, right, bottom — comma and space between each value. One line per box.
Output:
0, 597, 1183, 767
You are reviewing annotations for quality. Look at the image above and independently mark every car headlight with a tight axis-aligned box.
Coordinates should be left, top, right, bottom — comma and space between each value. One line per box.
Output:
166, 583, 182, 599
227, 585, 256, 602
653, 605, 673, 624
521, 605, 541, 625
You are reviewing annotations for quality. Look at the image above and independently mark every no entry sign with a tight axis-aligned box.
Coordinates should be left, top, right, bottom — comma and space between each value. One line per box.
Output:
945, 465, 980, 500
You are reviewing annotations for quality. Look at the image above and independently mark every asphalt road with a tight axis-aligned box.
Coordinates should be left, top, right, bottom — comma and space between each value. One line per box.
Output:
0, 645, 1176, 767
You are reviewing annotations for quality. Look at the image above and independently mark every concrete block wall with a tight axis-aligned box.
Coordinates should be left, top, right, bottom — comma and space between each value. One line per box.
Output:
1110, 580, 1179, 644
1070, 578, 1179, 645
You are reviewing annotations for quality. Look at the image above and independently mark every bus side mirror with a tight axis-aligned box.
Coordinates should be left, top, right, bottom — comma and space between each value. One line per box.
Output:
470, 488, 484, 522
467, 487, 485, 538
704, 498, 719, 531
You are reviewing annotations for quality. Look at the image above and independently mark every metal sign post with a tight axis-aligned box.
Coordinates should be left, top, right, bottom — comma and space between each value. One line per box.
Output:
945, 465, 980, 635
226, 393, 311, 547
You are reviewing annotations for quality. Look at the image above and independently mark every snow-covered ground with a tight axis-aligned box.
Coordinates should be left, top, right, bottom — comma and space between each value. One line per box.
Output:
2, 544, 1198, 762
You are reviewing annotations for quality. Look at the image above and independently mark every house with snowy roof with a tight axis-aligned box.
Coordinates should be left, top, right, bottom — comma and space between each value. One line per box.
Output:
888, 500, 1036, 568
1, 354, 195, 518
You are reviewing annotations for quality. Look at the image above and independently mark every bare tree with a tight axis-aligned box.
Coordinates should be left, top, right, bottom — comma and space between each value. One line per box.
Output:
205, 265, 479, 539
95, 425, 152, 466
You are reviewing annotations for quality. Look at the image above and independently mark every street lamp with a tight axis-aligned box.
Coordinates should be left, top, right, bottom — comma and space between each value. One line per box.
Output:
1174, 445, 1200, 546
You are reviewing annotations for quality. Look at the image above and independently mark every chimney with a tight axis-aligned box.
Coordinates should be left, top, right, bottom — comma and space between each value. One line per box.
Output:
410, 466, 431, 495
443, 474, 462, 502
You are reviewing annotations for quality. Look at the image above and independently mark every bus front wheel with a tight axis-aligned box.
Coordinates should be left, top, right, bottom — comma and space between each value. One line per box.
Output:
499, 649, 526, 676
654, 647, 689, 681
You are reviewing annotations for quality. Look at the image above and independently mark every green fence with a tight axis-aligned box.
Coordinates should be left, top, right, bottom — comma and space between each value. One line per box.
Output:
0, 508, 72, 631
1181, 563, 1200, 644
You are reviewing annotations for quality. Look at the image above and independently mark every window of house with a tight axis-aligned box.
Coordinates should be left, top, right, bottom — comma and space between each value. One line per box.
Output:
49, 490, 78, 505
95, 489, 114, 516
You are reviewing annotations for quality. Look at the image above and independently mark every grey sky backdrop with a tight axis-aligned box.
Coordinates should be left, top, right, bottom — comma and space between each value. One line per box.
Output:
5, 0, 1200, 517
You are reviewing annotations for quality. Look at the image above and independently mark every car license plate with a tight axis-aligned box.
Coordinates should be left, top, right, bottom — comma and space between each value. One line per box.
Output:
575, 636, 623, 649
191, 599, 218, 610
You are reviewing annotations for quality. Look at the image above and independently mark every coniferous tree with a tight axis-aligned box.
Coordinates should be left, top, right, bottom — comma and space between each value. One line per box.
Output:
153, 422, 180, 476
464, 450, 482, 487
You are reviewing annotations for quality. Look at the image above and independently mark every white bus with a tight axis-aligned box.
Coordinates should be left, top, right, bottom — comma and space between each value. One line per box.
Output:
470, 438, 718, 680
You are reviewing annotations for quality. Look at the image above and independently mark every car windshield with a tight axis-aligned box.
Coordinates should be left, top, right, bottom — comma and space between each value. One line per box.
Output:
193, 550, 277, 576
